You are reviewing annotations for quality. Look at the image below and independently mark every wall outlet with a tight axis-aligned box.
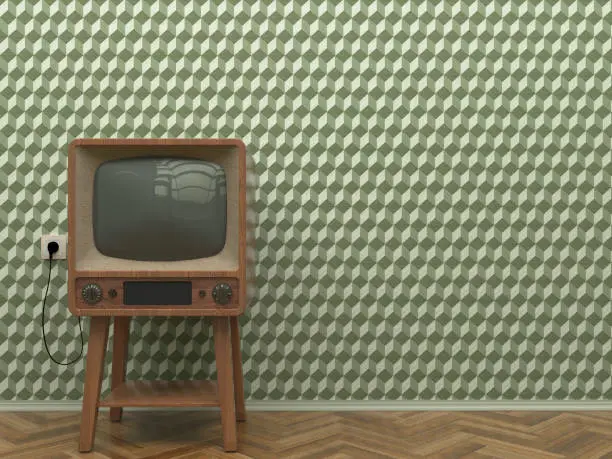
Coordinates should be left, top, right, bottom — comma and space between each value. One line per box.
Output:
41, 234, 67, 260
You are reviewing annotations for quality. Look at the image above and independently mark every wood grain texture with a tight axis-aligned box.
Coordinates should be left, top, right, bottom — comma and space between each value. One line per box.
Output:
2, 411, 612, 458
109, 317, 130, 422
99, 381, 219, 407
68, 138, 250, 317
74, 277, 240, 316
230, 316, 247, 422
78, 316, 110, 452
213, 317, 237, 452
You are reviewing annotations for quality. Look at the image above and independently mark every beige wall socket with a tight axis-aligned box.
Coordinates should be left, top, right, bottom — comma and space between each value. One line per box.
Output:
41, 234, 67, 260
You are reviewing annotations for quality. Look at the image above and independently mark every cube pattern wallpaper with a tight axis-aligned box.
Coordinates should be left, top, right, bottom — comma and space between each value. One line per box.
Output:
1, 2, 611, 401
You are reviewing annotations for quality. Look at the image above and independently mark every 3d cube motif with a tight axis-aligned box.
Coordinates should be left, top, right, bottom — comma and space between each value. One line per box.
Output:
1, 2, 610, 401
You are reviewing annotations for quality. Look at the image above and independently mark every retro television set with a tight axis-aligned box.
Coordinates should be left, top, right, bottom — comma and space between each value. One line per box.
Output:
68, 138, 254, 453
68, 138, 254, 316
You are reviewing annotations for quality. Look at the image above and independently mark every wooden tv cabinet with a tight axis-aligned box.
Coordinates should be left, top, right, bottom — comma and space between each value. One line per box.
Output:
68, 139, 254, 453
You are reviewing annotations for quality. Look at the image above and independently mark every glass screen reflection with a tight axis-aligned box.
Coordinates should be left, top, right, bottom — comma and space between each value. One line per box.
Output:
93, 157, 227, 261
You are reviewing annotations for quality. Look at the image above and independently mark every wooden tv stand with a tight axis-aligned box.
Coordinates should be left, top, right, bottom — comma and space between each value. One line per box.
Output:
79, 315, 246, 452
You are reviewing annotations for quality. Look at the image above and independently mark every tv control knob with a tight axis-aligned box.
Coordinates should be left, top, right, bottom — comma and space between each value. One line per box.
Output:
212, 283, 233, 305
81, 283, 103, 305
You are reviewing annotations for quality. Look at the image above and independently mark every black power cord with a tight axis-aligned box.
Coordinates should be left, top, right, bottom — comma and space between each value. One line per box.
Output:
42, 241, 84, 365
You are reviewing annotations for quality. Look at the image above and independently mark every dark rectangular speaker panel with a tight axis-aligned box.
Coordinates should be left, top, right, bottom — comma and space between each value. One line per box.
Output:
123, 281, 192, 305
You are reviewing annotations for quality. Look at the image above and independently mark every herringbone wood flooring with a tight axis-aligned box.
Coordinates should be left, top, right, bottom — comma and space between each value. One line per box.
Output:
1, 411, 612, 458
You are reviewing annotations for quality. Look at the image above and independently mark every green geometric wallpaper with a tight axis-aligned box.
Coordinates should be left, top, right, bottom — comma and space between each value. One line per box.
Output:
1, 2, 611, 401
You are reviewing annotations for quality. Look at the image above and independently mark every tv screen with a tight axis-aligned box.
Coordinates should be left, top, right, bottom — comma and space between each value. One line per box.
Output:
93, 157, 227, 261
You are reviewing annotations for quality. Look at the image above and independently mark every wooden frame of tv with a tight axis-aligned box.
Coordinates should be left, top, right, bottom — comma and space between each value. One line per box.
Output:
68, 138, 252, 453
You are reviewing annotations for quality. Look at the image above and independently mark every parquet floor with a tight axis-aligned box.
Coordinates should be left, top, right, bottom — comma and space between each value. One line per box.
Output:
1, 410, 612, 458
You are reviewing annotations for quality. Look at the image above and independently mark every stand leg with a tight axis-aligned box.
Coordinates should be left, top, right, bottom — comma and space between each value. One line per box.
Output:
213, 317, 237, 452
79, 316, 110, 452
230, 316, 246, 422
110, 316, 131, 422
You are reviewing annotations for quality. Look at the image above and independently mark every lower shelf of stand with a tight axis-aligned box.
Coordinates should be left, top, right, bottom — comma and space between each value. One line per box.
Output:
98, 380, 219, 407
